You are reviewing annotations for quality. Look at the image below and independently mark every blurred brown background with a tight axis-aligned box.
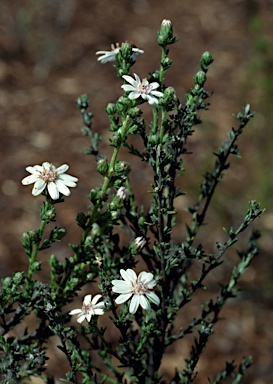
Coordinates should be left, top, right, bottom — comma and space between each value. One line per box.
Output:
1, 0, 273, 382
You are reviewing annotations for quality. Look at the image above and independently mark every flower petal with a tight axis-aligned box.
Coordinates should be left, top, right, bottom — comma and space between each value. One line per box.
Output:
120, 269, 137, 283
146, 291, 160, 306
55, 180, 71, 196
77, 314, 86, 323
56, 164, 69, 174
115, 293, 132, 304
83, 294, 92, 305
139, 295, 150, 310
69, 309, 82, 315
121, 84, 137, 92
112, 280, 131, 293
92, 294, 102, 305
58, 174, 78, 185
128, 91, 141, 100
122, 75, 137, 86
129, 294, 140, 314
21, 174, 39, 185
32, 179, 46, 196
47, 182, 59, 200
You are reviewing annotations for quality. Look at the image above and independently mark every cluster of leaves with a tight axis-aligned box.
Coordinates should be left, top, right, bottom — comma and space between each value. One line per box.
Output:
0, 21, 263, 383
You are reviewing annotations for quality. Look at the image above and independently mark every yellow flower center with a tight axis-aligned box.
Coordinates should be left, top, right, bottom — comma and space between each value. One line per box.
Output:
40, 165, 58, 183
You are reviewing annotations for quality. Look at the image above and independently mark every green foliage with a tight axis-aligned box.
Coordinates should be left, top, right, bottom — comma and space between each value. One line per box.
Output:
0, 21, 264, 383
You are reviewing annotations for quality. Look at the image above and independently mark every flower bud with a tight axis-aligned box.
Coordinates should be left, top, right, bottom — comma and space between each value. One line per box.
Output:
194, 71, 207, 86
97, 158, 109, 176
105, 103, 117, 116
158, 19, 178, 47
134, 236, 146, 250
200, 51, 214, 72
117, 186, 128, 201
52, 227, 67, 241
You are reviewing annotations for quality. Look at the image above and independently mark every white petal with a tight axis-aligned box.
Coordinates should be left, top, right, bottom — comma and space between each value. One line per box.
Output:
139, 295, 150, 310
146, 95, 159, 105
21, 174, 39, 185
129, 294, 140, 314
146, 291, 160, 306
94, 308, 104, 315
132, 48, 144, 55
86, 312, 92, 322
56, 164, 69, 174
149, 82, 160, 90
151, 90, 164, 97
69, 308, 82, 315
83, 294, 92, 304
139, 272, 156, 288
115, 293, 132, 304
32, 179, 46, 196
112, 280, 131, 293
96, 50, 109, 55
128, 91, 141, 100
133, 73, 141, 84
55, 180, 71, 196
58, 174, 78, 185
92, 294, 102, 305
25, 165, 42, 174
122, 75, 137, 87
47, 182, 59, 200
76, 313, 86, 323
42, 162, 51, 169
121, 84, 137, 92
120, 269, 137, 283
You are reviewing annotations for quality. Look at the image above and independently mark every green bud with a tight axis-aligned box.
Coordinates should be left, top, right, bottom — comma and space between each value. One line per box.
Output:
128, 107, 141, 118
119, 42, 133, 59
91, 223, 101, 237
13, 272, 24, 285
105, 103, 117, 116
158, 19, 178, 47
76, 93, 89, 110
97, 158, 109, 176
41, 201, 56, 222
115, 161, 131, 175
52, 227, 66, 241
111, 211, 119, 220
2, 276, 12, 289
149, 134, 160, 146
88, 188, 107, 204
200, 51, 214, 72
110, 131, 123, 147
194, 71, 207, 86
161, 57, 172, 71
116, 96, 131, 114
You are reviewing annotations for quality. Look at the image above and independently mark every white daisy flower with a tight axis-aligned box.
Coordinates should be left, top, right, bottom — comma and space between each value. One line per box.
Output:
21, 162, 78, 200
96, 43, 144, 64
69, 294, 105, 323
121, 73, 164, 105
112, 269, 160, 314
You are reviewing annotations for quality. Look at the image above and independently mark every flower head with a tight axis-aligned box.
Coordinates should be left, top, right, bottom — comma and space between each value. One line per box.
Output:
134, 236, 146, 250
96, 43, 144, 64
117, 186, 128, 201
21, 162, 78, 200
121, 74, 163, 105
69, 294, 105, 323
112, 269, 160, 314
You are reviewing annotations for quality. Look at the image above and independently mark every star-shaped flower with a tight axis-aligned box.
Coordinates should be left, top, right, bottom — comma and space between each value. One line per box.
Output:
96, 43, 144, 64
69, 294, 105, 323
112, 269, 160, 314
21, 162, 78, 200
121, 73, 163, 105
